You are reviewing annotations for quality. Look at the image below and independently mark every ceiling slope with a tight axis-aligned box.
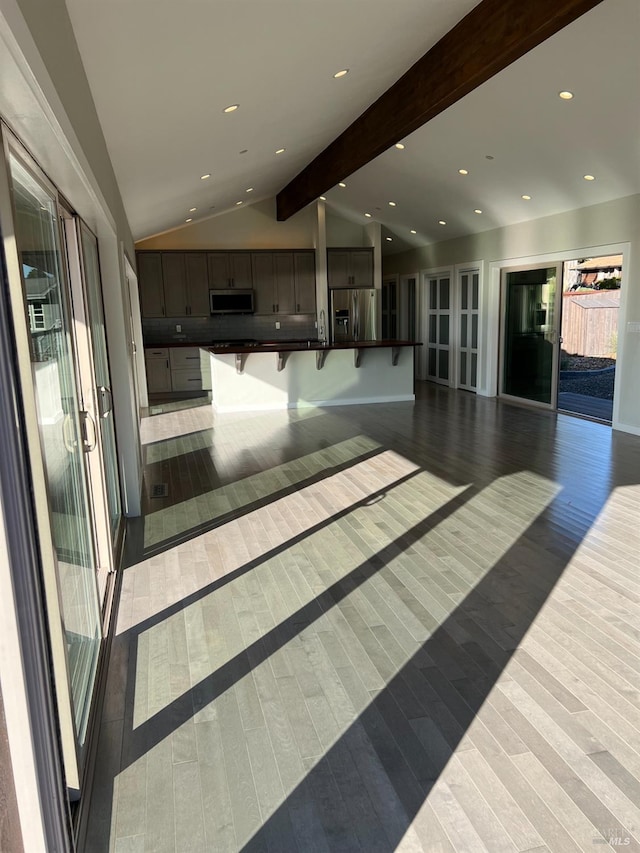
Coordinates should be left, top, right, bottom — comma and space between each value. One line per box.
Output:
276, 0, 606, 220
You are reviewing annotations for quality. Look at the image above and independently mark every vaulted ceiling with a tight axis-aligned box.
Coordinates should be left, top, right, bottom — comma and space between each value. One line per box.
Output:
65, 0, 640, 252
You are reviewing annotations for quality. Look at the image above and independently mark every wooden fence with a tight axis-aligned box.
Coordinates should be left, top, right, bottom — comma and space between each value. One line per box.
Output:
561, 290, 620, 357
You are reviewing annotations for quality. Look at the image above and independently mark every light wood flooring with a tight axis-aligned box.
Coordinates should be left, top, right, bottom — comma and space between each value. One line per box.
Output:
86, 384, 640, 852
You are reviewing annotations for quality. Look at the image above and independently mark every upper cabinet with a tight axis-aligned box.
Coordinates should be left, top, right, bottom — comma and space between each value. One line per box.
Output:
137, 249, 316, 318
294, 252, 316, 313
327, 248, 373, 288
138, 251, 209, 317
138, 253, 165, 317
207, 252, 252, 289
251, 251, 316, 315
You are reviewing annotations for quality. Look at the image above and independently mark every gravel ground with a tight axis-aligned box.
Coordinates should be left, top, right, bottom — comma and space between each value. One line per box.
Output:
559, 366, 615, 400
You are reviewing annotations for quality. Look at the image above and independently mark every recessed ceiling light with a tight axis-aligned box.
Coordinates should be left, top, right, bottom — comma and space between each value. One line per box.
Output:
385, 237, 393, 242
275, 148, 286, 155
236, 201, 243, 205
333, 69, 349, 78
522, 194, 531, 200
200, 173, 211, 180
185, 218, 192, 223
338, 182, 347, 188
364, 213, 372, 218
246, 187, 254, 193
558, 91, 574, 100
438, 220, 447, 225
458, 169, 469, 175
395, 143, 405, 150
584, 174, 595, 181
319, 196, 326, 201
410, 229, 417, 234
189, 207, 197, 212
474, 209, 482, 214
223, 104, 239, 113
388, 201, 397, 207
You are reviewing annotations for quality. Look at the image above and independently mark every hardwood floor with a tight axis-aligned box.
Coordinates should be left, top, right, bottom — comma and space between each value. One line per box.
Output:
85, 384, 640, 852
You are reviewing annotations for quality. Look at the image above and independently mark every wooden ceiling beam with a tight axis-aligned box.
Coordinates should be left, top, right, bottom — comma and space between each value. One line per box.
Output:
276, 0, 605, 220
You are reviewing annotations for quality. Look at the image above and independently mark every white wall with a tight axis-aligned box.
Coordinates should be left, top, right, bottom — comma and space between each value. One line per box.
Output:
136, 197, 316, 250
383, 194, 640, 433
325, 212, 366, 247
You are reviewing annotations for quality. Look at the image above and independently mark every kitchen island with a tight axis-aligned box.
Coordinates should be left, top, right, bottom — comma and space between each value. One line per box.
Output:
207, 340, 421, 413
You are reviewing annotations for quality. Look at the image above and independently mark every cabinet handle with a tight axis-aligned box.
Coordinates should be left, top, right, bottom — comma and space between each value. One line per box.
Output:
186, 356, 199, 360
161, 305, 165, 315
166, 360, 169, 368
297, 303, 300, 312
272, 304, 275, 313
276, 303, 279, 313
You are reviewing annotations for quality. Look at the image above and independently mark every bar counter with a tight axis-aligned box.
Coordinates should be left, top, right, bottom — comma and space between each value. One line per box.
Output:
207, 340, 421, 413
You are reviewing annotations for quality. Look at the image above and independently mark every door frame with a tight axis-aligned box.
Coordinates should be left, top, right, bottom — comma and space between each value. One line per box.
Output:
488, 243, 631, 428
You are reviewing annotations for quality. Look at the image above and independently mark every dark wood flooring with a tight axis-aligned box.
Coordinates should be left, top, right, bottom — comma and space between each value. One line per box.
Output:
85, 383, 640, 852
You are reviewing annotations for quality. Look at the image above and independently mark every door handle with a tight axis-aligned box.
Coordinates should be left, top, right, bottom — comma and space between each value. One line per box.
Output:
80, 410, 98, 452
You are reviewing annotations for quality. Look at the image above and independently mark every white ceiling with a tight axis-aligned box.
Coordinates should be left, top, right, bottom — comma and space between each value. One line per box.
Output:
65, 0, 640, 251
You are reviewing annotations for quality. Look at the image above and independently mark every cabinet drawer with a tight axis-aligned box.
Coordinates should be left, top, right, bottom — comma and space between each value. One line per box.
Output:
171, 368, 211, 392
169, 347, 202, 368
145, 347, 169, 359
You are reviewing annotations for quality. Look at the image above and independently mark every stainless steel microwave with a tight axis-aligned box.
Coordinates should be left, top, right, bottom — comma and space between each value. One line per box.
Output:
209, 289, 254, 314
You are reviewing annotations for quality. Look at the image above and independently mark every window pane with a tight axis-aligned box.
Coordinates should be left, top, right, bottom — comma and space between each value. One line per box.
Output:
428, 347, 437, 376
460, 351, 467, 385
472, 275, 479, 309
438, 349, 449, 380
430, 280, 437, 310
460, 314, 468, 348
471, 314, 478, 349
440, 278, 450, 310
461, 276, 468, 310
471, 353, 478, 387
429, 314, 437, 343
439, 314, 449, 346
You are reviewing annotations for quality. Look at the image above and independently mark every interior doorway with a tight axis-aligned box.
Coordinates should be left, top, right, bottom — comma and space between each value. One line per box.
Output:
557, 255, 621, 423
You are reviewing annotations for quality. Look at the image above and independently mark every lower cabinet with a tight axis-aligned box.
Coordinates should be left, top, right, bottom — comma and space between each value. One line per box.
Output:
145, 346, 211, 393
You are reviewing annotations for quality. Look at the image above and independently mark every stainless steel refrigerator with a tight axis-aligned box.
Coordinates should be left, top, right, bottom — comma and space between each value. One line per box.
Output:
330, 288, 378, 343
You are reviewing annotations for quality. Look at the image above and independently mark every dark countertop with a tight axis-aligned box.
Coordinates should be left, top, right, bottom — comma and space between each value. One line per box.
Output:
207, 340, 422, 354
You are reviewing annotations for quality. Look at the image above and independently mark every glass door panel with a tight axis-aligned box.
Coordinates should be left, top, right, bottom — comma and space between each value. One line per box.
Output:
8, 152, 102, 752
501, 265, 560, 406
458, 269, 479, 391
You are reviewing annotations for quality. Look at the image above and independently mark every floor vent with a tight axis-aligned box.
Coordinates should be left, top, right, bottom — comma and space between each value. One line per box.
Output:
150, 483, 169, 498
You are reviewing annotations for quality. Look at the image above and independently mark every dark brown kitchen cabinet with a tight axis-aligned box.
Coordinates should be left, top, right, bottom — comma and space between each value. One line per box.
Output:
184, 253, 210, 315
207, 252, 253, 289
251, 251, 315, 314
251, 253, 275, 314
294, 252, 316, 313
138, 252, 165, 317
162, 253, 187, 316
327, 248, 373, 288
274, 253, 295, 314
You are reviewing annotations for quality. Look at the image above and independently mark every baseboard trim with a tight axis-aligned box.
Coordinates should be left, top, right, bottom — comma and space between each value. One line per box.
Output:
213, 394, 415, 413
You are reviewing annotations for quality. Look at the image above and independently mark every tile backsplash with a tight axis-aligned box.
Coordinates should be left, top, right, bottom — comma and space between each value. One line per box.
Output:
143, 313, 317, 345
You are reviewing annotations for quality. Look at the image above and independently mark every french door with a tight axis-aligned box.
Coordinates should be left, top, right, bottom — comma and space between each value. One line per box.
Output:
2, 127, 120, 796
499, 263, 563, 408
426, 273, 451, 384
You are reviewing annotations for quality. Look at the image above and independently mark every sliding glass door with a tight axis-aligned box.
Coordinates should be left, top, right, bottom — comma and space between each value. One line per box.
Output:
500, 264, 562, 408
6, 149, 103, 764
